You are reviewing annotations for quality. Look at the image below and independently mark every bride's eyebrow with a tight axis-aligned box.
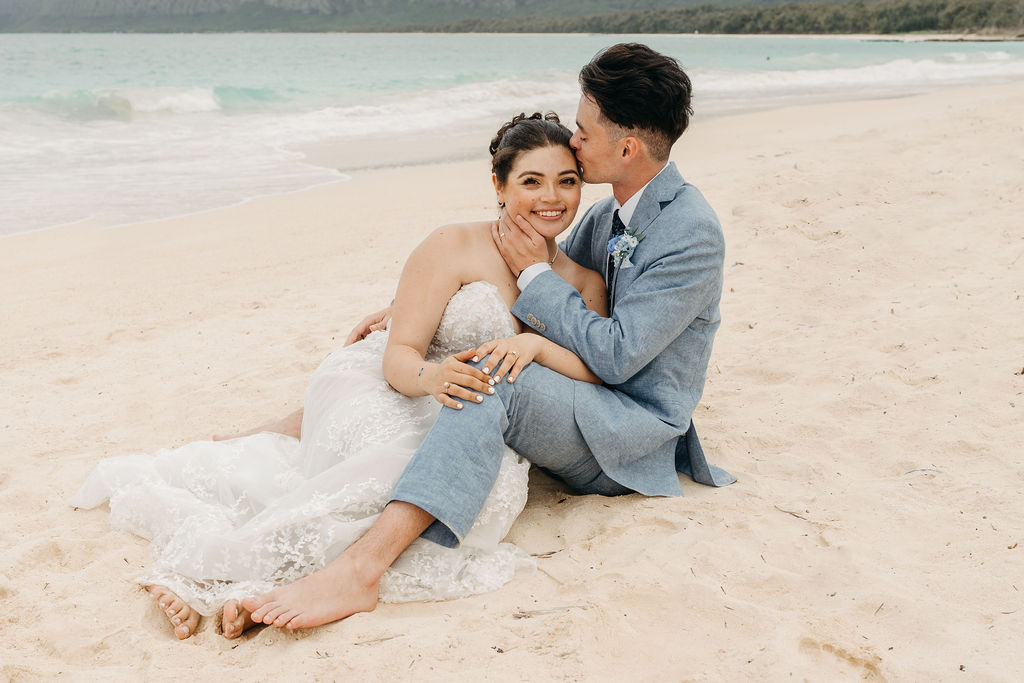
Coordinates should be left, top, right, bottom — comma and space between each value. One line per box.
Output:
515, 169, 579, 180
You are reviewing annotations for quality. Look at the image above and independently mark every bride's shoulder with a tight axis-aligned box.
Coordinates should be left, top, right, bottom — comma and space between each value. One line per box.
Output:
419, 221, 492, 249
401, 221, 495, 284
409, 222, 494, 265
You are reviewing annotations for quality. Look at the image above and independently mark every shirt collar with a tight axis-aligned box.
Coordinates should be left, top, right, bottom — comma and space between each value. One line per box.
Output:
613, 163, 670, 227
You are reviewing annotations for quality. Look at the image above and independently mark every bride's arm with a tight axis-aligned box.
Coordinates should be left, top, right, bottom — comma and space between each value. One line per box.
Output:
382, 226, 495, 409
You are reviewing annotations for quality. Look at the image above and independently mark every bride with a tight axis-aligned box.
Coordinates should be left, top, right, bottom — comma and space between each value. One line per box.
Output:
71, 112, 608, 640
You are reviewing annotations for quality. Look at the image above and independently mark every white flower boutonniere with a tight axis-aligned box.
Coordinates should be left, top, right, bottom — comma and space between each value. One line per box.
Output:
607, 226, 646, 270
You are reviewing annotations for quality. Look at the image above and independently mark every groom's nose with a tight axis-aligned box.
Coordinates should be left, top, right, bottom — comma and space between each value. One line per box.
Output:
569, 130, 581, 150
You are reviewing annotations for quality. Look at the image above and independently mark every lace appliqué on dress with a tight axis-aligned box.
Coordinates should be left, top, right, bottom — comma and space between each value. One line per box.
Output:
71, 281, 533, 615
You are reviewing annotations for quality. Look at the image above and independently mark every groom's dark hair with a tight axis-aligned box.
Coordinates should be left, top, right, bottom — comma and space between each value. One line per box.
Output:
579, 43, 693, 162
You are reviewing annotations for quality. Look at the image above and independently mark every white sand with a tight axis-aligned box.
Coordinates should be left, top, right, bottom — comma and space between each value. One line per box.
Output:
1, 80, 1022, 680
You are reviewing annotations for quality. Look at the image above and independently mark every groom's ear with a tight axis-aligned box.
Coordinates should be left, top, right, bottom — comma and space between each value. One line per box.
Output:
620, 136, 641, 161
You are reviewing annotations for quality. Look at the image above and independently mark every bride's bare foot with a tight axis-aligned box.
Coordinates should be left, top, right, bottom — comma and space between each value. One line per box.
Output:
241, 554, 380, 630
148, 585, 200, 640
221, 599, 256, 639
213, 408, 303, 442
240, 501, 429, 630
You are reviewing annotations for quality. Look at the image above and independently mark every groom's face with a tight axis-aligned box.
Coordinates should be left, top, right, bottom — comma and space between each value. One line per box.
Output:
570, 95, 621, 185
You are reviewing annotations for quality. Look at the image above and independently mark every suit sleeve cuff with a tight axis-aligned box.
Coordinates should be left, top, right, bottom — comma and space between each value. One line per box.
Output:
516, 262, 552, 291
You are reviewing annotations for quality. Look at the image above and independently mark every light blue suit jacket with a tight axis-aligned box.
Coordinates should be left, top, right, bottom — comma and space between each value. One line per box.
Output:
511, 163, 735, 495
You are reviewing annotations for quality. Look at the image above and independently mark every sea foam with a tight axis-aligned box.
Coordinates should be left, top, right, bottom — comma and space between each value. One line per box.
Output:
2, 33, 1023, 237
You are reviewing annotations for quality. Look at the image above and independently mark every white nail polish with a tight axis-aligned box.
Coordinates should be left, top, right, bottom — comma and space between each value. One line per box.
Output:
508, 376, 514, 382
482, 367, 490, 373
456, 402, 463, 409
488, 378, 495, 385
472, 356, 479, 362
476, 395, 483, 402
487, 387, 495, 394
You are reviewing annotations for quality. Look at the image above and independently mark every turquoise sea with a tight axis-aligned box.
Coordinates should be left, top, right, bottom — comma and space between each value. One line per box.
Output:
2, 32, 1024, 236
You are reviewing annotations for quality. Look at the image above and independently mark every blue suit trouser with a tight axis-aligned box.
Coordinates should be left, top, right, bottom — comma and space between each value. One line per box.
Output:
388, 361, 631, 548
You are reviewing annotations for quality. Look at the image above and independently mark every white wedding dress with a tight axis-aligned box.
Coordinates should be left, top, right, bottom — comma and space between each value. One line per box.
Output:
71, 281, 534, 615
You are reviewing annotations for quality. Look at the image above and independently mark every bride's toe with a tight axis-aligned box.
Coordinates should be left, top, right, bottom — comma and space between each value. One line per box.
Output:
167, 602, 187, 622
147, 585, 200, 640
221, 599, 256, 640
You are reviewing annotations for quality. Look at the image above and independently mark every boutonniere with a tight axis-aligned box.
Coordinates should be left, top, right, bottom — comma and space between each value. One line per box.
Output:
607, 226, 646, 270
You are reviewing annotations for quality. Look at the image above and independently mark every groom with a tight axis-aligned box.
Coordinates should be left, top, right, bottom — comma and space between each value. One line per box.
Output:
243, 42, 734, 629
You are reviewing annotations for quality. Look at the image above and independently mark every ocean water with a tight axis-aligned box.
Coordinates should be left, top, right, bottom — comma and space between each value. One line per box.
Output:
2, 32, 1023, 236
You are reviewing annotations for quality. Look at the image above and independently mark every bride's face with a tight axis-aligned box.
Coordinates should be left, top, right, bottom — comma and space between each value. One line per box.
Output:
494, 145, 581, 239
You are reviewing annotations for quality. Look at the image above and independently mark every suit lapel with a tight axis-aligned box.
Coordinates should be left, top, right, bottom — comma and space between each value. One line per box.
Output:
627, 162, 684, 235
608, 163, 685, 304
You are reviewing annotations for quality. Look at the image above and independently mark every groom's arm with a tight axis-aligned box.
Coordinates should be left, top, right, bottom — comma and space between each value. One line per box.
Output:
512, 217, 723, 385
344, 305, 392, 345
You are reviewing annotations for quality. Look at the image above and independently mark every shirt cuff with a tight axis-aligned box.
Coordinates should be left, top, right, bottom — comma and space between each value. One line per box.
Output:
516, 262, 552, 291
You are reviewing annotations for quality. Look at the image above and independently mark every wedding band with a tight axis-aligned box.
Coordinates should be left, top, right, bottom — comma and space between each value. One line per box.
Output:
509, 350, 519, 356
443, 381, 451, 390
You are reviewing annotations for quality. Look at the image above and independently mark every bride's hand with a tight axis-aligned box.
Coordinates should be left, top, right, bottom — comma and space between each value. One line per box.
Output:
420, 349, 496, 410
474, 333, 545, 384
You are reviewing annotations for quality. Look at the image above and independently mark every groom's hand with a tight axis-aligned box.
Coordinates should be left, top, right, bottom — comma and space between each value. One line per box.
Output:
492, 210, 547, 276
344, 306, 392, 346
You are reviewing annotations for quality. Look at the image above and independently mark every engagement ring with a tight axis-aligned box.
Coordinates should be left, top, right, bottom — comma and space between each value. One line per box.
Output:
443, 381, 451, 390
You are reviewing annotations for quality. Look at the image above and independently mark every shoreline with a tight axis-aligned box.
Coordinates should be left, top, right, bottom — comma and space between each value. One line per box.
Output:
5, 31, 1023, 240
2, 80, 1023, 679
11, 70, 1023, 242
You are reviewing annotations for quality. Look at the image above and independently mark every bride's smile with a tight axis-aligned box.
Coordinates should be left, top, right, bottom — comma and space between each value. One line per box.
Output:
531, 208, 567, 222
493, 144, 581, 238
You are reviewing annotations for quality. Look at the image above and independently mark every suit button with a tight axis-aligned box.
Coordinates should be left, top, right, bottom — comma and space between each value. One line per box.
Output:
526, 313, 546, 331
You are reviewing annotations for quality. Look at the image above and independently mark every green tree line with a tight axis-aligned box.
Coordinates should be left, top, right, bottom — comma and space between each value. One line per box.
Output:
414, 0, 1024, 34
1, 0, 1021, 33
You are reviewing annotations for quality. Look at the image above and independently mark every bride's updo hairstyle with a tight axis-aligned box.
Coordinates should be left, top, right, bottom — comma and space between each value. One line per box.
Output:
489, 112, 575, 187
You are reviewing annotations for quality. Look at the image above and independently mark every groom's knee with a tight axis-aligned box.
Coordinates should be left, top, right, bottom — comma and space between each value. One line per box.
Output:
450, 359, 567, 426
433, 356, 515, 424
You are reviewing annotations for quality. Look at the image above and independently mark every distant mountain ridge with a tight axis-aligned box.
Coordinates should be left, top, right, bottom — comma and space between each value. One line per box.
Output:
0, 0, 747, 30
0, 0, 711, 20
0, 0, 329, 17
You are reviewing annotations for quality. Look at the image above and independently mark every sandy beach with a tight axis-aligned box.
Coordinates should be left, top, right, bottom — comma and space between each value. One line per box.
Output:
1, 79, 1022, 680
